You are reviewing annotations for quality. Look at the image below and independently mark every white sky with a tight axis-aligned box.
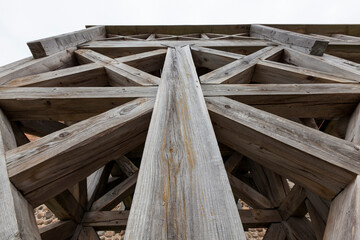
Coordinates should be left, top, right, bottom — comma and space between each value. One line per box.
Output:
1, 0, 360, 66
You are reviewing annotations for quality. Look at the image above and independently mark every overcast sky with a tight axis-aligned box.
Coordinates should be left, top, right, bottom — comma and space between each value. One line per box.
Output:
1, 0, 360, 66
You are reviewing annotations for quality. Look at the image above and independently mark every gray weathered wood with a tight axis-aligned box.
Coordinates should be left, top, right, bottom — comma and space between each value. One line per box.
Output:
206, 97, 360, 199
250, 24, 329, 55
125, 46, 246, 239
27, 26, 106, 58
6, 98, 154, 206
0, 109, 41, 239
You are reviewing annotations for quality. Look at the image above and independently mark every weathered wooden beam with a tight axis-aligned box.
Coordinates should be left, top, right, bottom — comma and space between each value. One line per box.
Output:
125, 46, 246, 239
253, 60, 359, 84
206, 97, 360, 199
239, 209, 282, 229
3, 63, 108, 87
6, 98, 154, 206
0, 87, 157, 121
39, 220, 77, 240
75, 49, 160, 86
0, 109, 41, 239
27, 26, 106, 58
79, 39, 270, 57
0, 48, 76, 85
91, 172, 138, 211
278, 185, 307, 220
250, 24, 329, 55
200, 46, 283, 84
224, 151, 243, 174
283, 48, 360, 81
323, 104, 360, 240
0, 84, 358, 120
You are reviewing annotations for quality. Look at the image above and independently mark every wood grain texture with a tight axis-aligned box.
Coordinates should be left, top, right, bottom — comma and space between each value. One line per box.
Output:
263, 223, 286, 240
125, 46, 246, 239
278, 185, 307, 220
250, 24, 329, 55
0, 87, 157, 121
0, 109, 41, 239
27, 25, 106, 58
282, 217, 316, 240
0, 48, 76, 85
6, 98, 154, 206
206, 96, 360, 199
78, 227, 100, 240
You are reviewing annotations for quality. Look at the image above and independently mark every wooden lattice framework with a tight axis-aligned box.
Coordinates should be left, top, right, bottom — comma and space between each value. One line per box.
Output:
0, 24, 360, 240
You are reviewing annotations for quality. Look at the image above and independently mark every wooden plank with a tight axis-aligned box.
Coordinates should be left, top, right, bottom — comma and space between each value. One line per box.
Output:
323, 175, 360, 240
114, 155, 138, 177
45, 189, 84, 223
282, 217, 316, 240
83, 209, 281, 231
263, 223, 286, 240
323, 103, 360, 240
202, 83, 360, 119
78, 227, 100, 240
283, 48, 360, 81
79, 39, 270, 58
91, 172, 138, 211
125, 46, 245, 239
278, 185, 307, 220
306, 190, 329, 223
39, 220, 77, 240
0, 48, 76, 85
27, 26, 106, 58
206, 97, 360, 199
0, 87, 157, 121
6, 98, 154, 206
250, 24, 329, 55
0, 84, 358, 121
75, 49, 160, 86
3, 63, 108, 87
253, 60, 359, 84
0, 109, 41, 240
200, 46, 282, 84
224, 151, 243, 174
228, 174, 274, 208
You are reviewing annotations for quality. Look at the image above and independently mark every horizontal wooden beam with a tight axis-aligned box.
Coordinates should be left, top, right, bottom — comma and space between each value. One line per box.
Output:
6, 98, 154, 206
206, 97, 360, 199
0, 83, 358, 120
27, 26, 106, 58
250, 24, 329, 55
82, 209, 281, 231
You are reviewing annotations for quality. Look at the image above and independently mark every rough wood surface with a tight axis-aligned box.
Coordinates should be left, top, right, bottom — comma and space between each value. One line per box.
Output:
39, 220, 77, 240
278, 185, 307, 220
250, 24, 329, 55
78, 227, 100, 240
206, 96, 360, 199
6, 98, 154, 206
0, 109, 41, 240
263, 223, 286, 240
27, 26, 106, 58
125, 46, 246, 239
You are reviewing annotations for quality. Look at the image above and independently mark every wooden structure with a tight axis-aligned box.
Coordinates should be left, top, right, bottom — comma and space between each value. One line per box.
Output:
0, 24, 360, 240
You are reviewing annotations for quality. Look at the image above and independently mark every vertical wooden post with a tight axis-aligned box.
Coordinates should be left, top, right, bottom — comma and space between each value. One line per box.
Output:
125, 46, 245, 239
0, 109, 41, 239
323, 103, 360, 240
